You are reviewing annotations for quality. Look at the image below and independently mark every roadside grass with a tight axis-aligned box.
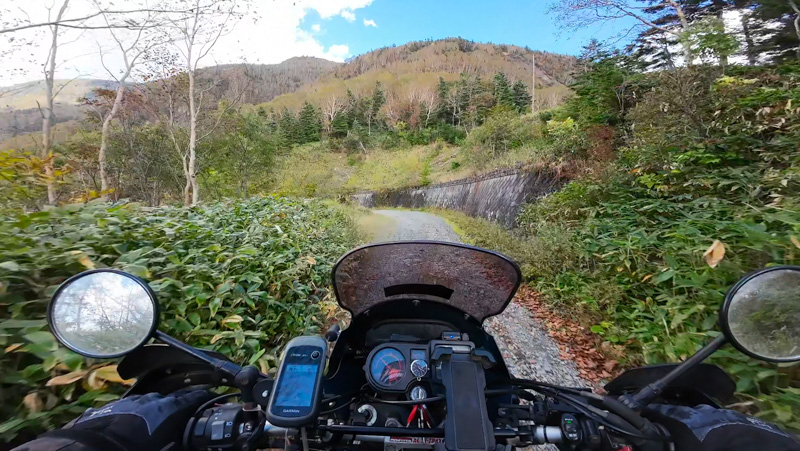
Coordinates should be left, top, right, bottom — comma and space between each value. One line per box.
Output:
273, 137, 563, 198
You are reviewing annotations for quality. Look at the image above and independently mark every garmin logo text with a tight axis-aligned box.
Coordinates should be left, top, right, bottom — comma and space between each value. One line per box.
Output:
282, 408, 301, 413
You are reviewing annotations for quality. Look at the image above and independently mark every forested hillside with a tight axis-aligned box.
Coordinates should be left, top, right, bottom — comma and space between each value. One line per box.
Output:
0, 57, 339, 142
260, 38, 576, 112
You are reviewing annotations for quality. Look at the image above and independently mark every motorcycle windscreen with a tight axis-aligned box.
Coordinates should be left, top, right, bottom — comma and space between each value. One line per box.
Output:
332, 241, 521, 322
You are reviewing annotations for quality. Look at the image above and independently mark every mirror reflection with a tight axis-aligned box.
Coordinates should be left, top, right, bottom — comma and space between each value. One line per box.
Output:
50, 271, 156, 357
727, 268, 800, 361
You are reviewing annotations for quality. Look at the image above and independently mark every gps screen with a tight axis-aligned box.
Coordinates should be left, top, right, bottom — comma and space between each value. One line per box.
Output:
274, 364, 316, 407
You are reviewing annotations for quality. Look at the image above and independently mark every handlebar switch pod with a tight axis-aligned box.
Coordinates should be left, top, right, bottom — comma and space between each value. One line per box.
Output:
561, 414, 581, 442
191, 403, 243, 450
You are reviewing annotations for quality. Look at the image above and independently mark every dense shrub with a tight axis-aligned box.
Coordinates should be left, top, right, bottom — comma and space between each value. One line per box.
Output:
466, 108, 543, 164
544, 117, 588, 157
518, 64, 800, 428
0, 150, 52, 214
0, 197, 359, 443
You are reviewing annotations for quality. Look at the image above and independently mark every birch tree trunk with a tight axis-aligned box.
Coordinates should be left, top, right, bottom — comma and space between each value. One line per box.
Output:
98, 86, 126, 197
187, 69, 199, 206
42, 0, 70, 205
667, 0, 693, 65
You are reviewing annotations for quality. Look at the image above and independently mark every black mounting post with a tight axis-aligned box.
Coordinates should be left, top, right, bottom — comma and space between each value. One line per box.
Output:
153, 330, 245, 382
621, 335, 728, 410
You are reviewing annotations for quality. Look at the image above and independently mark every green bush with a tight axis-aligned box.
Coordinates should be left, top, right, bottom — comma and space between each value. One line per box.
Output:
0, 197, 359, 443
466, 108, 543, 165
544, 117, 588, 157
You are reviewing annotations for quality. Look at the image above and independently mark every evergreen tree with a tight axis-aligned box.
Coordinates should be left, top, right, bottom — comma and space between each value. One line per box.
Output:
752, 0, 800, 61
435, 77, 451, 123
471, 77, 495, 126
511, 81, 532, 113
297, 102, 322, 144
277, 107, 298, 147
455, 74, 474, 128
345, 88, 363, 127
330, 112, 349, 138
492, 73, 514, 108
365, 82, 386, 135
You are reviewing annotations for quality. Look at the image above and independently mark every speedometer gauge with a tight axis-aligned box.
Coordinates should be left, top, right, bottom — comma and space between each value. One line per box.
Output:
370, 348, 406, 386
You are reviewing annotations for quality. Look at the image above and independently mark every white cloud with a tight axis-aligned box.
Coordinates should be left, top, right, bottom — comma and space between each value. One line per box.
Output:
303, 0, 373, 19
325, 45, 351, 61
363, 19, 377, 28
0, 0, 371, 85
340, 9, 357, 22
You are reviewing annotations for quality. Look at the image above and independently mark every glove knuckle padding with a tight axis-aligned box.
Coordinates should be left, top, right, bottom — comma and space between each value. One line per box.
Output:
59, 389, 214, 451
646, 404, 800, 451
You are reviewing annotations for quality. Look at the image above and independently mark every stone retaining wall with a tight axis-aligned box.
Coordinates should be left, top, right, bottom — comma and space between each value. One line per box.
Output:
352, 168, 564, 227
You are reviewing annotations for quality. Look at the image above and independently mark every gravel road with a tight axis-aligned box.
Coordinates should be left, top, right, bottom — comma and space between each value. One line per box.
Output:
371, 209, 588, 389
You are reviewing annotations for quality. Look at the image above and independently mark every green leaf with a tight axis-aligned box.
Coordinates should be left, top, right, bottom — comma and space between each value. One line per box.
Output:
0, 319, 47, 329
209, 297, 221, 317
652, 270, 676, 285
736, 376, 754, 393
23, 331, 55, 344
0, 261, 21, 271
122, 264, 150, 279
215, 281, 233, 296
0, 418, 25, 434
248, 349, 266, 365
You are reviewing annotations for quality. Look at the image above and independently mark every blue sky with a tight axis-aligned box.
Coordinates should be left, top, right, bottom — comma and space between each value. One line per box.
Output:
300, 0, 635, 58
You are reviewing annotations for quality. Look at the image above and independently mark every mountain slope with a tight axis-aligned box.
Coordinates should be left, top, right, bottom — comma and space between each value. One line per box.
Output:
198, 57, 341, 105
0, 79, 119, 110
259, 38, 578, 111
0, 57, 339, 141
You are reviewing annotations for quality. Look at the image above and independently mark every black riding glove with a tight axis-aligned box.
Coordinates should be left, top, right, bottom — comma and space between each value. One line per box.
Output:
14, 388, 213, 451
644, 404, 800, 451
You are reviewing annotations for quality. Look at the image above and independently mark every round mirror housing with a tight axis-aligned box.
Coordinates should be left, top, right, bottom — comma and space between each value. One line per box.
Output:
48, 269, 159, 359
720, 266, 800, 363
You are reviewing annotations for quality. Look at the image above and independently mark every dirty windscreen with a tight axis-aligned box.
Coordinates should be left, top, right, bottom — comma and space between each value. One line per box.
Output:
332, 241, 521, 321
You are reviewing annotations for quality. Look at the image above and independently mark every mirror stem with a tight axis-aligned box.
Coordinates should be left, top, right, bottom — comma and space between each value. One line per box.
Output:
153, 331, 244, 380
622, 335, 727, 410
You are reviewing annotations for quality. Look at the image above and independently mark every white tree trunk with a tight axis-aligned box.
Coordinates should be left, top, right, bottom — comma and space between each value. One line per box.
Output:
99, 86, 126, 198
187, 69, 199, 206
666, 0, 693, 65
42, 0, 70, 205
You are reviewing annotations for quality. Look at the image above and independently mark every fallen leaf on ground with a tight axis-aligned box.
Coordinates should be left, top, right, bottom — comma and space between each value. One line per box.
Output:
515, 286, 626, 386
703, 240, 725, 268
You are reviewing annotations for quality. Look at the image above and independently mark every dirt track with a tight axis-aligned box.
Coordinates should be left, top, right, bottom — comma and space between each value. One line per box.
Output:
370, 209, 589, 388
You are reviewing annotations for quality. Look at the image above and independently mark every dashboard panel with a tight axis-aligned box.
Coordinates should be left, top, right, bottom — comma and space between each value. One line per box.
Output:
365, 343, 430, 393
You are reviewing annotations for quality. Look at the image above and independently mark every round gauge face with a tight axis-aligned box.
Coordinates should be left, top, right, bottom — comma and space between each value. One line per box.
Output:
410, 359, 428, 378
370, 348, 406, 386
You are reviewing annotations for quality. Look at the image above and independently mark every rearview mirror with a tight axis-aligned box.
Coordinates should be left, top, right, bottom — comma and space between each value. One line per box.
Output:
48, 270, 159, 358
720, 266, 800, 363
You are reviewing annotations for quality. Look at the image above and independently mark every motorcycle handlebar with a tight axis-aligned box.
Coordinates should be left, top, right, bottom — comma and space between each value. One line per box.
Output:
261, 422, 565, 445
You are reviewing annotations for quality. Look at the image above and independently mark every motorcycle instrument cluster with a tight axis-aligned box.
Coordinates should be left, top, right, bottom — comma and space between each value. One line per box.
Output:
367, 344, 429, 392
